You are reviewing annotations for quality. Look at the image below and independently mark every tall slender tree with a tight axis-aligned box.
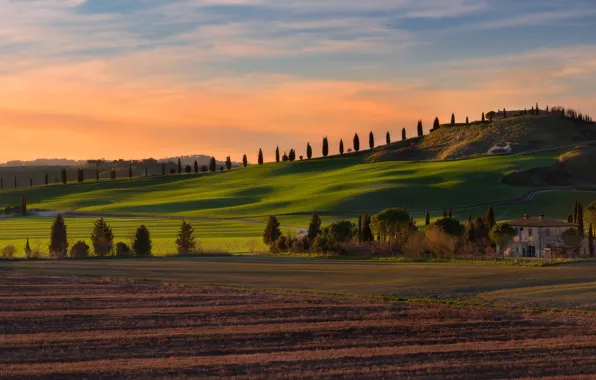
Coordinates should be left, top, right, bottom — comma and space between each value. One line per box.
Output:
209, 157, 217, 172
353, 133, 360, 152
176, 220, 196, 254
194, 160, 199, 174
485, 205, 496, 230
20, 195, 27, 216
263, 216, 281, 245
503, 108, 507, 118
1, 178, 3, 190
425, 209, 430, 226
14, 176, 17, 189
322, 136, 329, 157
288, 149, 296, 162
386, 131, 391, 145
258, 149, 264, 165
443, 209, 447, 218
275, 146, 280, 163
307, 212, 322, 241
243, 154, 248, 168
361, 212, 373, 242
145, 167, 148, 177
30, 177, 33, 187
133, 225, 152, 256
162, 163, 166, 176
91, 218, 114, 257
417, 120, 423, 137
589, 223, 594, 257
536, 102, 539, 115
129, 163, 133, 179
433, 117, 440, 130
178, 158, 182, 175
49, 214, 68, 258
369, 131, 375, 149
482, 112, 485, 122
306, 143, 312, 160
226, 156, 232, 170
466, 116, 469, 125
402, 128, 406, 141
96, 170, 100, 181
448, 208, 453, 218
578, 201, 585, 237
45, 173, 49, 186
339, 139, 344, 155
468, 209, 472, 224
451, 113, 455, 125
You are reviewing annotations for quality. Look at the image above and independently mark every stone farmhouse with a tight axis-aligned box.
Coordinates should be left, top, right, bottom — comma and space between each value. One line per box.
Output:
502, 214, 589, 258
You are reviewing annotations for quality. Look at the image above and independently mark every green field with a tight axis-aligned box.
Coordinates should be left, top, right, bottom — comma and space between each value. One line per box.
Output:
5, 257, 596, 310
0, 217, 296, 256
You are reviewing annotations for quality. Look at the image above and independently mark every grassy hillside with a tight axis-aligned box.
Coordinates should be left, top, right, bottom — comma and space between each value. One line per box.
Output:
370, 115, 596, 162
0, 151, 568, 220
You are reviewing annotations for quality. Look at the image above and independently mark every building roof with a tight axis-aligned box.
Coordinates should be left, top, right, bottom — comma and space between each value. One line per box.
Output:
508, 217, 576, 228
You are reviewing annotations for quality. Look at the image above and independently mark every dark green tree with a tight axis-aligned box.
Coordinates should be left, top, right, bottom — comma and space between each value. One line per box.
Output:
20, 195, 27, 216
503, 108, 507, 118
448, 208, 452, 218
96, 170, 100, 181
45, 172, 49, 186
49, 214, 68, 258
263, 216, 281, 245
111, 169, 116, 180
25, 237, 32, 257
443, 209, 447, 218
339, 139, 344, 155
61, 169, 67, 184
282, 151, 289, 162
466, 116, 469, 125
30, 177, 33, 187
133, 225, 152, 256
425, 209, 430, 226
307, 212, 322, 241
176, 220, 196, 254
468, 209, 472, 224
185, 165, 192, 174
91, 218, 114, 257
429, 217, 465, 237
361, 212, 373, 242
536, 102, 539, 115
417, 120, 423, 137
288, 149, 296, 162
226, 156, 232, 170
209, 157, 216, 172
489, 223, 516, 246
1, 178, 3, 190
578, 201, 585, 237
369, 131, 374, 149
353, 133, 360, 152
386, 131, 391, 145
485, 205, 496, 230
258, 149, 264, 165
451, 113, 455, 125
178, 158, 182, 175
482, 112, 485, 122
402, 128, 406, 141
145, 167, 148, 177
129, 163, 133, 179
568, 213, 574, 223
276, 146, 280, 163
243, 154, 248, 168
433, 117, 440, 130
14, 176, 17, 189
465, 221, 476, 242
306, 143, 312, 159
322, 136, 329, 157
194, 160, 199, 174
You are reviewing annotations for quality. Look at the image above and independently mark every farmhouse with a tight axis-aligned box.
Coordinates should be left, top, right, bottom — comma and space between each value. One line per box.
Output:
504, 214, 587, 258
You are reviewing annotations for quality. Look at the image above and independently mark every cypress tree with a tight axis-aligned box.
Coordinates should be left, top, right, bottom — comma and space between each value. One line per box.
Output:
466, 221, 476, 243
433, 117, 440, 130
451, 113, 455, 125
425, 209, 430, 226
339, 139, 344, 155
386, 131, 391, 145
503, 108, 507, 118
20, 195, 27, 216
466, 116, 469, 125
209, 157, 216, 172
417, 120, 423, 137
282, 151, 289, 162
589, 223, 594, 257
80, 169, 85, 183
402, 128, 406, 141
129, 163, 133, 179
353, 133, 360, 152
30, 177, 33, 187
258, 149, 264, 165
288, 149, 296, 162
369, 131, 374, 149
306, 143, 312, 159
482, 112, 485, 122
468, 209, 472, 224
14, 176, 17, 189
226, 156, 232, 170
243, 154, 248, 168
574, 200, 579, 224
263, 216, 281, 245
448, 208, 452, 218
322, 136, 329, 157
485, 205, 496, 230
443, 209, 447, 218
357, 214, 363, 242
162, 163, 166, 176
578, 201, 585, 237
111, 169, 116, 180
176, 220, 196, 254
96, 170, 99, 181
25, 237, 32, 257
194, 160, 199, 174
307, 212, 322, 241
49, 214, 68, 258
133, 225, 152, 256
275, 146, 280, 163
45, 173, 49, 186
91, 218, 114, 257
536, 103, 539, 115
546, 105, 549, 113
178, 158, 182, 175
361, 213, 373, 242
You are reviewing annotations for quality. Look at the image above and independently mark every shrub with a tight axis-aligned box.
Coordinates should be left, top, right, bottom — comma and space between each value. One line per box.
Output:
292, 236, 310, 252
312, 235, 330, 253
133, 225, 152, 256
2, 245, 16, 258
425, 227, 457, 259
116, 242, 132, 256
489, 223, 516, 246
70, 241, 90, 258
428, 217, 465, 237
323, 220, 356, 245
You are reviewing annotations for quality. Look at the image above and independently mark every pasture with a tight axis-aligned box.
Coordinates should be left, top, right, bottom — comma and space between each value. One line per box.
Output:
2, 271, 596, 378
5, 257, 596, 310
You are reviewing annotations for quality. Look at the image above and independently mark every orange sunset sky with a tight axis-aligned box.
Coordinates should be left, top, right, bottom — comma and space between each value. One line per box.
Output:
1, 0, 595, 163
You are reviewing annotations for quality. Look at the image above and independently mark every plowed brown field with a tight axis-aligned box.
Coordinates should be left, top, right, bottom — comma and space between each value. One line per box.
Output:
2, 272, 596, 379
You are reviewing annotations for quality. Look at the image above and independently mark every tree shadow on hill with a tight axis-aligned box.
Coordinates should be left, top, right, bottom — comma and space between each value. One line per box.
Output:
270, 155, 364, 176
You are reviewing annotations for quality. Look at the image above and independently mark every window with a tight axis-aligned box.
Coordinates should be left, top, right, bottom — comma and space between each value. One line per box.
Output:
544, 228, 550, 237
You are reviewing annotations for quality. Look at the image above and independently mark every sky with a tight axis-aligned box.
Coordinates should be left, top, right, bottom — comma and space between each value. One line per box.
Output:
1, 0, 596, 163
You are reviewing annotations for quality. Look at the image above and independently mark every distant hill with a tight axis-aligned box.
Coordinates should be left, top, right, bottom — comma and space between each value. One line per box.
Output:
368, 115, 596, 162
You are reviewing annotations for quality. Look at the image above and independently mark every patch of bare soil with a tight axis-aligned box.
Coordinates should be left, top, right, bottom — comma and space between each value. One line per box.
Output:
1, 271, 596, 379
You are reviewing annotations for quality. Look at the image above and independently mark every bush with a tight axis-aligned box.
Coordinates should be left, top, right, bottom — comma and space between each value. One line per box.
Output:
2, 245, 16, 258
116, 242, 132, 256
428, 217, 465, 237
323, 220, 356, 245
70, 241, 90, 258
292, 236, 310, 252
312, 235, 330, 253
425, 227, 457, 259
133, 225, 152, 256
